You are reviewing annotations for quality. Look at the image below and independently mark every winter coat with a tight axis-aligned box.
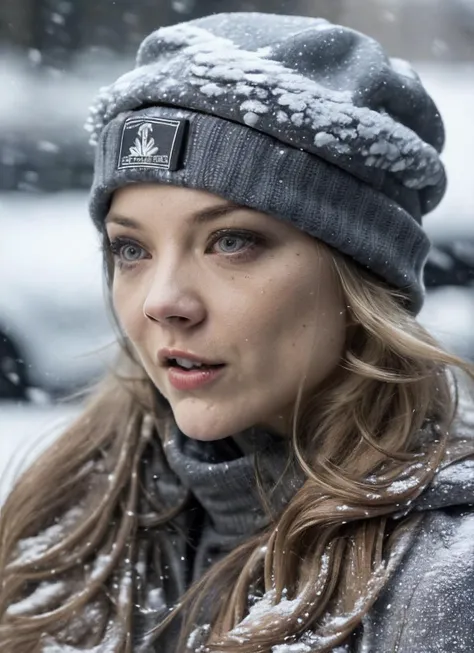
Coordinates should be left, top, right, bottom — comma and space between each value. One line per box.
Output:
10, 409, 474, 652
132, 412, 474, 653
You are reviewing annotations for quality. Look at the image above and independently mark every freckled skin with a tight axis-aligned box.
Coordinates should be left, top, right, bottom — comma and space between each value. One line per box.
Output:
106, 184, 347, 441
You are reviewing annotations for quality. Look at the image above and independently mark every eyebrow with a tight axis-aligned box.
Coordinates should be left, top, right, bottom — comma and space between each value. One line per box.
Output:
105, 201, 245, 229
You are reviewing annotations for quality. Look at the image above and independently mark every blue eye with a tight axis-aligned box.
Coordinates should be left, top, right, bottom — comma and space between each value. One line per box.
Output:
121, 244, 143, 261
208, 230, 264, 259
108, 237, 147, 268
215, 235, 248, 253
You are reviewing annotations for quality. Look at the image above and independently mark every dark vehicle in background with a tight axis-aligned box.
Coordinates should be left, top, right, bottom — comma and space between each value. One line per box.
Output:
0, 192, 117, 401
422, 242, 474, 362
0, 334, 28, 400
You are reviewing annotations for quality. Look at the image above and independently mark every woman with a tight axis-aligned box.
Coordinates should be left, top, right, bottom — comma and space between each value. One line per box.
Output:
1, 11, 474, 653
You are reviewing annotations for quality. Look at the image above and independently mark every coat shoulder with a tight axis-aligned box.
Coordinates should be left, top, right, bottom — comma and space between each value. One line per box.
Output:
361, 508, 474, 652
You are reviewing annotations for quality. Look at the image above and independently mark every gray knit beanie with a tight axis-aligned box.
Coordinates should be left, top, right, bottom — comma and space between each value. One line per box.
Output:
87, 12, 447, 314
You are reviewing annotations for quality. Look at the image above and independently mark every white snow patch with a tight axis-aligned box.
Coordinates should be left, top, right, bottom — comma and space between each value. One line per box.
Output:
198, 82, 225, 97
386, 476, 421, 495
291, 113, 304, 127
335, 143, 352, 154
146, 587, 167, 612
229, 589, 303, 641
390, 58, 419, 80
189, 64, 208, 77
243, 112, 260, 127
6, 581, 66, 616
231, 82, 253, 97
245, 72, 271, 85
240, 100, 269, 115
436, 460, 474, 486
14, 506, 84, 565
277, 93, 307, 113
313, 22, 334, 32
90, 554, 113, 581
424, 514, 474, 579
118, 571, 132, 608
271, 630, 347, 653
256, 46, 273, 57
276, 110, 289, 123
314, 132, 337, 147
335, 504, 353, 512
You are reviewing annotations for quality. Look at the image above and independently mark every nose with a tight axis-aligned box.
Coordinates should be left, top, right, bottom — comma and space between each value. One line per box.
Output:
142, 262, 206, 329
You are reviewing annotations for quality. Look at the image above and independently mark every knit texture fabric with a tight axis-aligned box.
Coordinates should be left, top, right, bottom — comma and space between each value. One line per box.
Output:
87, 12, 448, 313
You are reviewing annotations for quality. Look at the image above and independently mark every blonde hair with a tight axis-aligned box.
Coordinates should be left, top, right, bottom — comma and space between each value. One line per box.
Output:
1, 248, 473, 653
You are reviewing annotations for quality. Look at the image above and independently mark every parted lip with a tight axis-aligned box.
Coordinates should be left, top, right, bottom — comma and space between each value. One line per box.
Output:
158, 348, 226, 367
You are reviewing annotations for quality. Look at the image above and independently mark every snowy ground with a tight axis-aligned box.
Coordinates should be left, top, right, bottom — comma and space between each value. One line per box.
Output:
0, 402, 80, 502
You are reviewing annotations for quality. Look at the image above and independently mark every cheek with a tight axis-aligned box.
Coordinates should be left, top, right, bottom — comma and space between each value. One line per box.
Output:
223, 271, 341, 367
111, 280, 144, 342
256, 268, 346, 374
293, 286, 346, 381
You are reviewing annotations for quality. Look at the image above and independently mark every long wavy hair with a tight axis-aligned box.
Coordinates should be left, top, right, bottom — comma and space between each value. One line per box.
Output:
1, 237, 474, 653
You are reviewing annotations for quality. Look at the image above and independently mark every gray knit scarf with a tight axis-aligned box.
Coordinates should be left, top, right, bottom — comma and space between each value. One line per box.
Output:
133, 417, 305, 651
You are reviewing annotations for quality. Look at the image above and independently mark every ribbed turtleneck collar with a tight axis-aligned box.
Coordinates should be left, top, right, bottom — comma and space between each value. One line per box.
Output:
159, 420, 305, 538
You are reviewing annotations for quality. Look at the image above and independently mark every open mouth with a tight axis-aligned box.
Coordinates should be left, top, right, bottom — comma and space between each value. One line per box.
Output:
166, 357, 226, 372
165, 356, 226, 391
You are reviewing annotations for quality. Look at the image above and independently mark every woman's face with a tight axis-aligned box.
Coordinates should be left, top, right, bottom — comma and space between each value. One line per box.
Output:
106, 184, 346, 440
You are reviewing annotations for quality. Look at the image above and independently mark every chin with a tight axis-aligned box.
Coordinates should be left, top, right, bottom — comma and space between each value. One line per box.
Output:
172, 404, 253, 441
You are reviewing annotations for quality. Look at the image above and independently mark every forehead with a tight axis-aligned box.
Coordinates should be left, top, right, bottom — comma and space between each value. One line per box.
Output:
110, 184, 227, 212
106, 183, 284, 234
107, 184, 244, 225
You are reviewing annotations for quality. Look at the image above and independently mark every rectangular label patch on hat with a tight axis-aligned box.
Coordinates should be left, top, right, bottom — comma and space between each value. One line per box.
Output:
117, 116, 187, 171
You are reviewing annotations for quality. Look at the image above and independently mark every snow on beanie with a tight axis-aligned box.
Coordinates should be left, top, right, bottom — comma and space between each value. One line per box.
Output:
86, 12, 447, 314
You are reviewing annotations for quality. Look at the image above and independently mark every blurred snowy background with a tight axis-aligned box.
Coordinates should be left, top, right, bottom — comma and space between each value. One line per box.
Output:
1, 0, 473, 485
